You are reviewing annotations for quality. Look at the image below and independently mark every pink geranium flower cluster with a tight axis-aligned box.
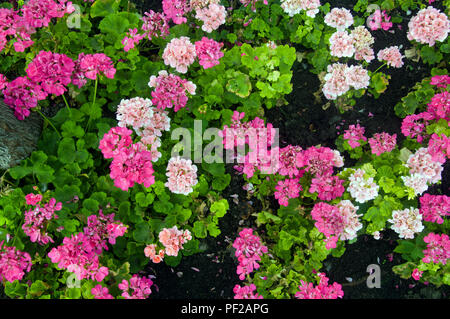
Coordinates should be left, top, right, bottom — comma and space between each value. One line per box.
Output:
0, 241, 32, 283
0, 1, 74, 53
295, 272, 344, 299
1, 76, 47, 120
195, 37, 224, 69
158, 226, 192, 256
329, 31, 355, 58
118, 274, 153, 299
26, 50, 75, 96
388, 207, 424, 239
148, 70, 196, 112
99, 126, 155, 191
311, 200, 361, 249
351, 26, 375, 62
419, 194, 450, 224
162, 36, 197, 73
22, 195, 62, 245
48, 211, 127, 282
406, 147, 443, 185
71, 53, 116, 88
0, 73, 7, 90
411, 268, 423, 281
278, 145, 304, 177
274, 178, 301, 206
377, 46, 404, 68
195, 3, 227, 33
427, 91, 450, 121
309, 175, 345, 201
401, 112, 433, 143
368, 132, 397, 156
165, 156, 198, 195
427, 133, 450, 164
368, 9, 393, 31
116, 97, 170, 162
324, 8, 354, 31
280, 0, 321, 18
343, 123, 367, 148
122, 11, 170, 52
323, 63, 370, 100
296, 146, 344, 177
232, 228, 268, 280
422, 233, 450, 265
233, 284, 263, 299
91, 284, 114, 299
430, 74, 450, 88
407, 6, 449, 46
163, 0, 191, 24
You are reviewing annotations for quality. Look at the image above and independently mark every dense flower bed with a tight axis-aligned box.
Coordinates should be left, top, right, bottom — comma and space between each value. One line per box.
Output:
0, 0, 448, 299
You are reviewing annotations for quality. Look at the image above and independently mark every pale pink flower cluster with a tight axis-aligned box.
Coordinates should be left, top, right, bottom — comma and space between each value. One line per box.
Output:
343, 123, 367, 148
190, 0, 220, 10
232, 228, 268, 280
309, 175, 345, 201
368, 132, 397, 156
419, 194, 450, 224
99, 127, 155, 191
324, 8, 354, 31
407, 7, 449, 46
118, 274, 153, 299
0, 241, 32, 283
388, 207, 424, 239
144, 244, 165, 263
422, 233, 450, 265
295, 273, 344, 299
347, 168, 379, 203
158, 226, 192, 256
163, 36, 196, 73
22, 196, 62, 245
377, 46, 404, 68
165, 156, 198, 195
351, 26, 375, 62
148, 70, 196, 112
329, 31, 355, 58
116, 97, 170, 162
280, 0, 321, 18
195, 3, 227, 33
195, 37, 224, 69
406, 147, 443, 185
233, 284, 263, 299
368, 10, 393, 31
48, 212, 127, 282
162, 0, 191, 24
311, 201, 361, 249
323, 63, 370, 100
91, 284, 114, 299
401, 173, 429, 195
26, 51, 75, 96
274, 178, 301, 206
71, 53, 116, 88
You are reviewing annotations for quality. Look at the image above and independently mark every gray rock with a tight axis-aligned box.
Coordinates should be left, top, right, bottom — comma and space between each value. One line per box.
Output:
0, 100, 42, 169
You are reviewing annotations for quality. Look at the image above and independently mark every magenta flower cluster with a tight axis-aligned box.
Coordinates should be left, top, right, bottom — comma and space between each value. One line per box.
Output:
148, 70, 197, 112
232, 228, 268, 280
0, 241, 32, 283
22, 195, 62, 245
233, 283, 263, 299
419, 194, 450, 224
99, 127, 155, 191
295, 272, 344, 299
422, 233, 450, 265
118, 274, 154, 299
48, 211, 127, 282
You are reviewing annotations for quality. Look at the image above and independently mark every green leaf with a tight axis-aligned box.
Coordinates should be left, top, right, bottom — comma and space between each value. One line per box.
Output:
193, 221, 207, 238
90, 0, 120, 18
133, 222, 152, 243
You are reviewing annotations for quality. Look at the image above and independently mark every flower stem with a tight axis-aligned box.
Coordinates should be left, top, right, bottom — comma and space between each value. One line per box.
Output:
373, 62, 387, 75
62, 94, 71, 117
86, 78, 98, 131
36, 109, 61, 138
